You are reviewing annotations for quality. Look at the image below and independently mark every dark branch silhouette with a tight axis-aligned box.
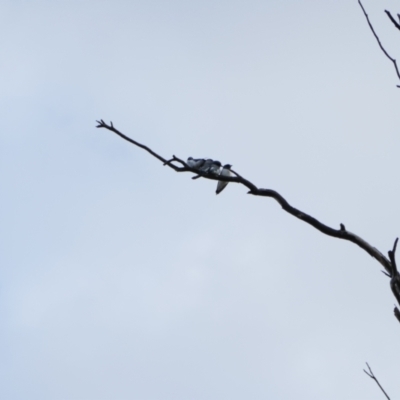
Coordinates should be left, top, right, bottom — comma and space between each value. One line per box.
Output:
394, 306, 400, 323
358, 0, 400, 87
388, 238, 400, 313
96, 119, 400, 318
363, 363, 391, 400
385, 10, 400, 31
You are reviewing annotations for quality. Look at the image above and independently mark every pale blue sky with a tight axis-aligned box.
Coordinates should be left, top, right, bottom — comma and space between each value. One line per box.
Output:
2, 1, 400, 399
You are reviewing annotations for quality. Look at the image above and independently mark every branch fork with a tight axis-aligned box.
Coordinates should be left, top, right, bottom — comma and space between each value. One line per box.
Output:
359, 0, 400, 87
364, 363, 390, 400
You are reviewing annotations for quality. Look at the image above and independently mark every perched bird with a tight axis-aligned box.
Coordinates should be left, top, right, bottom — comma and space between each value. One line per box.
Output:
216, 164, 232, 195
209, 160, 222, 175
186, 157, 205, 169
199, 159, 213, 173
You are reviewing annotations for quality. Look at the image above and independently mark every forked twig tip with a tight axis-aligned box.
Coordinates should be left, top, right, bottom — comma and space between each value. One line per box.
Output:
363, 362, 391, 400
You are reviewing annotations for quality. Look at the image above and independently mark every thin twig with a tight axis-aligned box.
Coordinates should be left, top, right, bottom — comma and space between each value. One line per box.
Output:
385, 10, 400, 31
363, 363, 390, 400
358, 0, 400, 87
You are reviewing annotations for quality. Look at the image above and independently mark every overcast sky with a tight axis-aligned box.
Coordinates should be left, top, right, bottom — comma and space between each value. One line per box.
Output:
2, 1, 400, 399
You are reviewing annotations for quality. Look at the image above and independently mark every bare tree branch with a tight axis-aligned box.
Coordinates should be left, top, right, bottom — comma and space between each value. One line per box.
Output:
385, 9, 400, 31
96, 120, 394, 280
363, 363, 390, 400
358, 0, 400, 87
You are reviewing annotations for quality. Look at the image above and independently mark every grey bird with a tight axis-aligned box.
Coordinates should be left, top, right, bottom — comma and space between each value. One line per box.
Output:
209, 160, 222, 175
198, 159, 213, 173
216, 164, 232, 194
187, 157, 205, 169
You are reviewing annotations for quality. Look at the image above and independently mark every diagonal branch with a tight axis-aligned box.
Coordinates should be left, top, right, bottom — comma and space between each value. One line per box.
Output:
358, 0, 400, 87
96, 120, 393, 278
385, 10, 400, 31
388, 238, 400, 306
363, 363, 390, 400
